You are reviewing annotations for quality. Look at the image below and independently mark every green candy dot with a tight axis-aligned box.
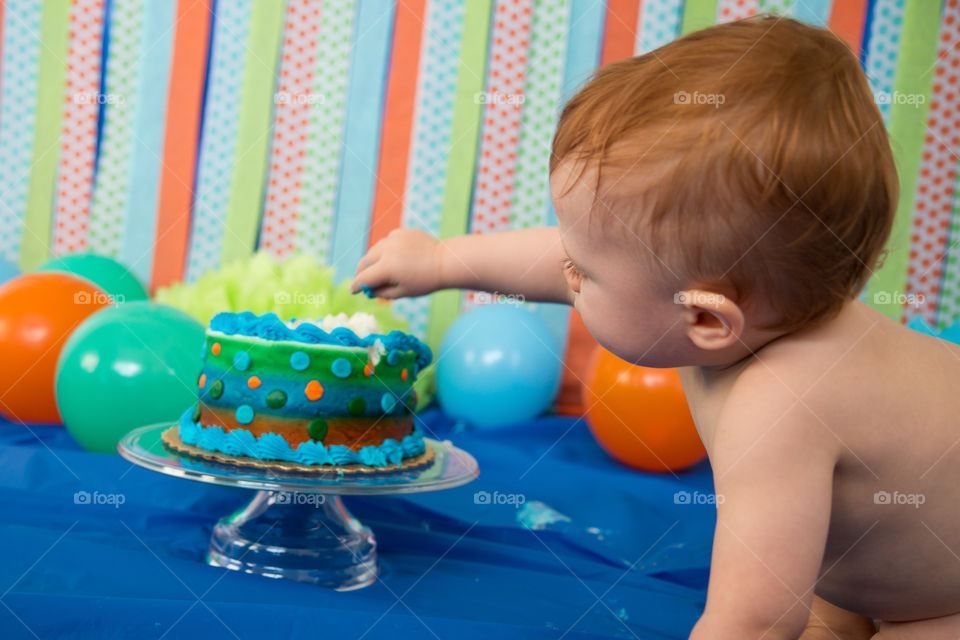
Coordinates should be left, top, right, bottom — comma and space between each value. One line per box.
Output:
265, 389, 287, 409
192, 405, 202, 422
209, 379, 224, 399
347, 397, 366, 416
308, 418, 328, 441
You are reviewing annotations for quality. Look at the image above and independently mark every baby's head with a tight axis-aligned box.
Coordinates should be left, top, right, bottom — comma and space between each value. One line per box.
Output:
551, 16, 897, 368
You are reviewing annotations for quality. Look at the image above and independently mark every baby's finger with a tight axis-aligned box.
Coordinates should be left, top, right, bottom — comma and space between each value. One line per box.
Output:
368, 283, 405, 300
350, 260, 390, 293
354, 252, 380, 276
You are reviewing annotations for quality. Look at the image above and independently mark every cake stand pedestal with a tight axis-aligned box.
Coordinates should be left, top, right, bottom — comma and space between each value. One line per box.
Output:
118, 424, 479, 591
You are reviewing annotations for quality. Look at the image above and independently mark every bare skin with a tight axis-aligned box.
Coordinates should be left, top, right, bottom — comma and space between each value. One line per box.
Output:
351, 165, 960, 639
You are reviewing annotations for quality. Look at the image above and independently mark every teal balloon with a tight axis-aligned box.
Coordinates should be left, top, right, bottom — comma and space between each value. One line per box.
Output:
437, 304, 562, 428
908, 315, 960, 345
37, 254, 147, 303
0, 259, 19, 286
55, 302, 204, 453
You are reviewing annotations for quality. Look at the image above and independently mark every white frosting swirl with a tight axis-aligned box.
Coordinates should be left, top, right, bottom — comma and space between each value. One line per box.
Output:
285, 311, 380, 338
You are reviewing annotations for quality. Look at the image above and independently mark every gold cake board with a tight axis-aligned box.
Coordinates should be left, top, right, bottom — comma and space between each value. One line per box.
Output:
161, 426, 435, 474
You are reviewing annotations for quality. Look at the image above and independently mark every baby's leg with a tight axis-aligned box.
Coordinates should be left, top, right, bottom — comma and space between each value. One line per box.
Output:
799, 595, 876, 640
873, 611, 960, 639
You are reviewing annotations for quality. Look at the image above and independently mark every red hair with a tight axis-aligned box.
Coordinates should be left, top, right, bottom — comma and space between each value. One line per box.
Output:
551, 15, 898, 332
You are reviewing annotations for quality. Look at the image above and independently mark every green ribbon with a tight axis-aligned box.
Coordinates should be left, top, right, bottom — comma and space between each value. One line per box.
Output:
866, 0, 943, 319
221, 0, 285, 266
20, 0, 70, 270
681, 0, 718, 36
427, 0, 494, 352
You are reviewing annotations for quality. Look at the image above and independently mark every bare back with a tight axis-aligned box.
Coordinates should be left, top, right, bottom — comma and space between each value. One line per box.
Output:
682, 300, 960, 620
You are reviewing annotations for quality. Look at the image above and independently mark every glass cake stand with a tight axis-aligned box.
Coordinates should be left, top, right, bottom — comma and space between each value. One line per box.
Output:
118, 423, 479, 591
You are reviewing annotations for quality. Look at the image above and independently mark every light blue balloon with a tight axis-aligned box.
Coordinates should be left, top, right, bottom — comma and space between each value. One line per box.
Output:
437, 303, 562, 428
0, 259, 19, 286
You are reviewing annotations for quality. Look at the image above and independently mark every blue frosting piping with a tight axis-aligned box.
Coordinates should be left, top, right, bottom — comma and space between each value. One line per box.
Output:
210, 311, 432, 370
177, 408, 426, 467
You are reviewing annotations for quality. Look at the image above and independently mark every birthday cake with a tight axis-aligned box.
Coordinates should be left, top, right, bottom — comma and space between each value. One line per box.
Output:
163, 310, 434, 472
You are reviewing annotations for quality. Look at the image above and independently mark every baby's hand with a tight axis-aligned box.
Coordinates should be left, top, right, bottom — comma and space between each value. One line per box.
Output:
351, 228, 443, 299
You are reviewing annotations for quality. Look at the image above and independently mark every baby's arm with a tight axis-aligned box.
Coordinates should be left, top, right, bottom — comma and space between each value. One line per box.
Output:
689, 379, 839, 640
351, 227, 573, 304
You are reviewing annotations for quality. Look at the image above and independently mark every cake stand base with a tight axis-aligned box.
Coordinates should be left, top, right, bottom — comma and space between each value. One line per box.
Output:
207, 490, 377, 590
118, 423, 479, 590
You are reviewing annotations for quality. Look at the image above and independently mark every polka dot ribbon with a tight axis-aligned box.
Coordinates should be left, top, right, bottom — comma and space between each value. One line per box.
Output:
184, 0, 253, 282
512, 0, 569, 231
507, 0, 575, 355
911, 0, 960, 326
636, 0, 684, 54
462, 0, 534, 312
258, 0, 324, 260
757, 0, 796, 15
297, 0, 356, 264
0, 0, 42, 263
857, 0, 905, 306
864, 0, 906, 126
717, 0, 832, 27
52, 0, 106, 256
716, 0, 758, 23
391, 0, 466, 339
88, 0, 146, 259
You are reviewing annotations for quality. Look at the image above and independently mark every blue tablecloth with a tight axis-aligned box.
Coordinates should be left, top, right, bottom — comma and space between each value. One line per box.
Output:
0, 408, 715, 639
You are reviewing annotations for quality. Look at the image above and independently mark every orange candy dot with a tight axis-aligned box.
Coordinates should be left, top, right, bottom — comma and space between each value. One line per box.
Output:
248, 376, 262, 389
305, 380, 324, 401
199, 373, 206, 388
401, 368, 409, 381
364, 363, 374, 377
211, 343, 221, 356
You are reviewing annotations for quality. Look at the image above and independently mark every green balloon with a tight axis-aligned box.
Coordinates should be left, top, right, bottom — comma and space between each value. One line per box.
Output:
55, 302, 205, 453
37, 254, 148, 304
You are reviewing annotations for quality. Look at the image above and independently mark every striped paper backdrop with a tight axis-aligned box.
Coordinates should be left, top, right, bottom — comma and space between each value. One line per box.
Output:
51, 0, 104, 256
2, 0, 960, 412
0, 0, 45, 265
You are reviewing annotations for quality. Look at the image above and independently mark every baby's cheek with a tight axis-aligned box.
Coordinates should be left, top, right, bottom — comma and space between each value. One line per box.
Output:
577, 291, 618, 345
581, 291, 651, 360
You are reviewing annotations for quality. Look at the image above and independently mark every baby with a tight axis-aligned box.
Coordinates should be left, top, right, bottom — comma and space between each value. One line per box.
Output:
352, 16, 960, 640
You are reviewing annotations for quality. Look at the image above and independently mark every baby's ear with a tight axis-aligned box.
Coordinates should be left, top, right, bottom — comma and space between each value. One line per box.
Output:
674, 289, 744, 351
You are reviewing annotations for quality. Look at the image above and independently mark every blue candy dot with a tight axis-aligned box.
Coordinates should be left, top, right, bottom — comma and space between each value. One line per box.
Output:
236, 405, 254, 425
359, 284, 376, 298
233, 351, 251, 371
331, 357, 352, 378
381, 393, 397, 413
290, 351, 311, 371
386, 350, 400, 366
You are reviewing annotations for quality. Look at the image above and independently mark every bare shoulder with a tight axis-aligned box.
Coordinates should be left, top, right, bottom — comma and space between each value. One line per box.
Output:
751, 301, 960, 403
723, 301, 960, 465
709, 302, 896, 461
706, 355, 845, 474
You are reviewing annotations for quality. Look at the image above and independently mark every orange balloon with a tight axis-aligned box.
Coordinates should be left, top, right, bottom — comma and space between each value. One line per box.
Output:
582, 346, 707, 472
0, 272, 109, 423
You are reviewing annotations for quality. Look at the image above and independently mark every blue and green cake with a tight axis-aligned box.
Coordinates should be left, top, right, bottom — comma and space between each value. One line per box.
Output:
162, 311, 435, 472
